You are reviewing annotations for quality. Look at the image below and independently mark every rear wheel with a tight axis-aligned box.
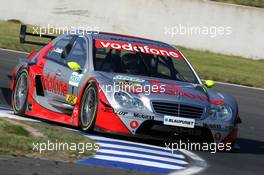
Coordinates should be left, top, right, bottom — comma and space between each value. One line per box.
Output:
12, 70, 29, 115
80, 83, 98, 131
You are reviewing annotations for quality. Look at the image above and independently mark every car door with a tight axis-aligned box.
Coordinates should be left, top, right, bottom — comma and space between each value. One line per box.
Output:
55, 36, 88, 110
43, 34, 78, 113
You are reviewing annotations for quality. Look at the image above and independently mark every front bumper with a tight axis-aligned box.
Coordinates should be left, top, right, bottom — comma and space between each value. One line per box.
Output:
96, 95, 239, 144
112, 108, 239, 144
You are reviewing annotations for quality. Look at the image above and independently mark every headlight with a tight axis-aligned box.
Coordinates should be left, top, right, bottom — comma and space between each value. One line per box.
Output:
208, 104, 233, 121
114, 91, 144, 109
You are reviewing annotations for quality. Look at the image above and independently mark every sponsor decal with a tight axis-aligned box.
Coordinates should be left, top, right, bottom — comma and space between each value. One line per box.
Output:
52, 47, 63, 54
29, 72, 36, 87
204, 123, 222, 129
164, 115, 195, 128
69, 72, 83, 87
214, 132, 222, 140
130, 120, 139, 129
95, 39, 184, 59
150, 81, 206, 101
66, 94, 78, 105
116, 81, 141, 87
103, 106, 113, 113
210, 100, 224, 105
113, 75, 145, 83
42, 73, 68, 96
114, 110, 128, 115
72, 107, 79, 124
131, 80, 207, 101
114, 111, 154, 120
175, 127, 202, 136
133, 113, 154, 120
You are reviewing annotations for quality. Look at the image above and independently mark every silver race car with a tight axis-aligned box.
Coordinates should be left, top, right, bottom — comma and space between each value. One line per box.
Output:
11, 25, 241, 149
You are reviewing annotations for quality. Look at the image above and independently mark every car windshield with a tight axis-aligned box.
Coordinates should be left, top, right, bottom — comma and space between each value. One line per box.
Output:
93, 39, 199, 84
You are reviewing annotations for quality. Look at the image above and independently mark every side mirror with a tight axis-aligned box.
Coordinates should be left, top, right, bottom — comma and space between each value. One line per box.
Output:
67, 62, 81, 72
204, 80, 215, 88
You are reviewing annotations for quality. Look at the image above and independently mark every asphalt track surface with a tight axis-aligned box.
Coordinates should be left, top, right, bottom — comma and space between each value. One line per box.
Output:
0, 49, 263, 175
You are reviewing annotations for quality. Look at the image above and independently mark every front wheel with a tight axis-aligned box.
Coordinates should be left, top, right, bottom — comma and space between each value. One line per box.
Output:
12, 70, 29, 115
79, 83, 98, 132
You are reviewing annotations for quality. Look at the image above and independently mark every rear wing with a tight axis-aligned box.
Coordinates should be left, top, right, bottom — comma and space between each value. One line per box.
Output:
19, 24, 56, 46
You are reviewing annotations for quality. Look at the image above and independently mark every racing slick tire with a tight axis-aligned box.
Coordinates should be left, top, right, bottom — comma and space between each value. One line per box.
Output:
79, 83, 98, 132
12, 70, 29, 115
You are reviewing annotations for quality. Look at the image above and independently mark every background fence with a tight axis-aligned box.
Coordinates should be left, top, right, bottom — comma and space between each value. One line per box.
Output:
0, 0, 263, 59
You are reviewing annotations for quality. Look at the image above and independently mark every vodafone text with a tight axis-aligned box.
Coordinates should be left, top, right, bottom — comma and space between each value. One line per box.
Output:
95, 39, 184, 59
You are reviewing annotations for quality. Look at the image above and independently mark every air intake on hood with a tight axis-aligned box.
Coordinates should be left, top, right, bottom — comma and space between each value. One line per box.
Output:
152, 102, 204, 119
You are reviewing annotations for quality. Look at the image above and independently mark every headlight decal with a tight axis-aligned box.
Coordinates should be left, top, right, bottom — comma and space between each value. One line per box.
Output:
114, 91, 144, 109
208, 103, 233, 122
209, 99, 224, 105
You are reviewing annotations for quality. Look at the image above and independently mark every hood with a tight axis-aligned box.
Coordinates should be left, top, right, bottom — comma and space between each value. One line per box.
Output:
97, 72, 211, 107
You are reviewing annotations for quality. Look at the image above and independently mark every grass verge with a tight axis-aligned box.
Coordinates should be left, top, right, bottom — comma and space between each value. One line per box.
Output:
0, 118, 96, 161
0, 20, 264, 88
179, 47, 264, 88
0, 20, 49, 52
211, 0, 264, 8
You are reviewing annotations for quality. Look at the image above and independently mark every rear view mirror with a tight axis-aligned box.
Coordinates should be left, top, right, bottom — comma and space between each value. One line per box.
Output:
67, 62, 81, 72
204, 80, 215, 88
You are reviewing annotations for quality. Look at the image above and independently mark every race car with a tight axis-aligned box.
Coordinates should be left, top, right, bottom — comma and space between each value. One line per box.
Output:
11, 25, 241, 145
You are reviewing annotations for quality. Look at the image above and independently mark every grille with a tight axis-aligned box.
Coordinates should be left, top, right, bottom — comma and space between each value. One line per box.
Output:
152, 102, 204, 119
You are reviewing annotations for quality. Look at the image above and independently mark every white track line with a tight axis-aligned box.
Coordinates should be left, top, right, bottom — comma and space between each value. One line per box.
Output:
170, 149, 207, 175
180, 149, 205, 162
0, 104, 11, 108
170, 166, 206, 175
0, 110, 39, 122
86, 135, 179, 152
93, 155, 185, 170
215, 81, 264, 91
0, 48, 29, 54
97, 149, 188, 165
0, 106, 11, 110
97, 142, 185, 159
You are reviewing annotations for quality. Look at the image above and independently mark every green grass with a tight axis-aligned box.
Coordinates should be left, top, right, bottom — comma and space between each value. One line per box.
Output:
0, 20, 49, 52
0, 20, 264, 88
211, 0, 264, 8
179, 47, 264, 88
1, 122, 30, 136
0, 118, 96, 161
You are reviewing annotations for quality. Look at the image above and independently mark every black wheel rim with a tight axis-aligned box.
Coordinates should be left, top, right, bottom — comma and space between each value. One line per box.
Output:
13, 73, 28, 111
81, 88, 97, 127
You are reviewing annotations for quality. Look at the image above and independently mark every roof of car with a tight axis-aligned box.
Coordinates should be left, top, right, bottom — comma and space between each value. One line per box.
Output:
89, 31, 176, 50
98, 32, 156, 42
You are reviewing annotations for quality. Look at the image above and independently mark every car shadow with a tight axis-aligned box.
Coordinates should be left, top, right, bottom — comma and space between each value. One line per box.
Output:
0, 87, 12, 106
236, 138, 264, 154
